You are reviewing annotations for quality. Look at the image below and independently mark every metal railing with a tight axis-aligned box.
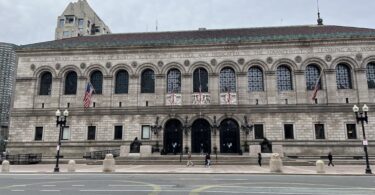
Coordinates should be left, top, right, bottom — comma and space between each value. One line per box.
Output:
1, 153, 42, 164
83, 149, 120, 160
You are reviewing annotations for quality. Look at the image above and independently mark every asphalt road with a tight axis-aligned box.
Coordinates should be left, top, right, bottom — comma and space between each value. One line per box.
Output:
0, 174, 374, 195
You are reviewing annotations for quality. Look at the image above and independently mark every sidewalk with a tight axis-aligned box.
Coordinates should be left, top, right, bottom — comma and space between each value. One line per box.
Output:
1, 164, 373, 175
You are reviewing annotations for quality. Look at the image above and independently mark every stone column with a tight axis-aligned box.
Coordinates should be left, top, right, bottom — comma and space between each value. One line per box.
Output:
265, 71, 277, 104
209, 73, 219, 104
128, 74, 138, 106
182, 73, 192, 105
294, 70, 307, 104
155, 74, 165, 106
237, 72, 248, 104
325, 69, 337, 103
355, 68, 369, 103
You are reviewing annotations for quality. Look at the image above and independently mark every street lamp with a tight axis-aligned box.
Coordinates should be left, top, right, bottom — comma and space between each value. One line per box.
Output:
352, 104, 372, 174
54, 109, 68, 172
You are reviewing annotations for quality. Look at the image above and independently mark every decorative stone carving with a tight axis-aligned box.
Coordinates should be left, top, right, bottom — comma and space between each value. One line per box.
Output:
80, 63, 86, 69
294, 56, 302, 63
260, 138, 272, 153
55, 63, 61, 70
237, 58, 245, 65
166, 93, 182, 105
131, 61, 137, 68
130, 137, 142, 153
106, 62, 112, 68
30, 64, 36, 71
210, 59, 217, 66
157, 61, 164, 67
325, 55, 332, 62
266, 57, 273, 64
356, 53, 363, 61
184, 60, 190, 66
192, 93, 211, 105
220, 92, 237, 105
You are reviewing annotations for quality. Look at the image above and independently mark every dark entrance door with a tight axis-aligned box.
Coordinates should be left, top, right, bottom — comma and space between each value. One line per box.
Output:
163, 119, 183, 154
191, 119, 211, 153
220, 119, 240, 153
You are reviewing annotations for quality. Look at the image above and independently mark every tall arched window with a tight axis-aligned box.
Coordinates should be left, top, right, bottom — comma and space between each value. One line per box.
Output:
90, 70, 103, 94
39, 72, 52, 95
193, 68, 208, 92
248, 66, 264, 91
336, 63, 352, 89
305, 64, 321, 90
115, 70, 129, 94
366, 62, 375, 88
64, 71, 77, 95
220, 67, 236, 92
277, 65, 293, 91
141, 69, 155, 93
167, 69, 181, 93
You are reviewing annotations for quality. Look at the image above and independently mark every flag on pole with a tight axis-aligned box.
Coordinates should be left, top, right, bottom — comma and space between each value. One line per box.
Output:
83, 82, 94, 108
311, 72, 323, 101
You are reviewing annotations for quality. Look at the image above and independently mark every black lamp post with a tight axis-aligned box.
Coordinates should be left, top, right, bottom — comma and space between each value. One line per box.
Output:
54, 109, 68, 173
352, 104, 372, 174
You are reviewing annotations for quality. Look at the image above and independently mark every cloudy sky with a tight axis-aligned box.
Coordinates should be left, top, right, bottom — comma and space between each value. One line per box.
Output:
1, 0, 374, 45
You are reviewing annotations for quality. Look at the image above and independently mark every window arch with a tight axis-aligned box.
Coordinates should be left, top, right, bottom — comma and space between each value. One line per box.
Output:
167, 69, 181, 93
305, 64, 321, 90
366, 62, 375, 89
39, 72, 52, 95
193, 68, 208, 92
277, 65, 293, 91
90, 70, 103, 94
220, 67, 236, 92
115, 70, 129, 94
336, 63, 352, 89
64, 71, 77, 95
248, 66, 264, 91
141, 69, 155, 93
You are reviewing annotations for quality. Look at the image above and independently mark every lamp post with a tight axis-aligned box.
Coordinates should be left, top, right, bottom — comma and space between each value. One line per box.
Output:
54, 109, 68, 173
352, 104, 372, 174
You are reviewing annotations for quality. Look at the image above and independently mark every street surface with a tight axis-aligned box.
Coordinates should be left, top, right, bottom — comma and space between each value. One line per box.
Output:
0, 174, 374, 195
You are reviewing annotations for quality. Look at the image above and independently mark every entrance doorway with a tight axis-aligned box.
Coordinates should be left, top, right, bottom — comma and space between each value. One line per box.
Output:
220, 119, 240, 153
191, 119, 211, 154
163, 119, 183, 154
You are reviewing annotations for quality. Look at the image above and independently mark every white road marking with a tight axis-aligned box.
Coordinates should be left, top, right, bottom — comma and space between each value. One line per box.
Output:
72, 184, 85, 187
42, 185, 56, 187
11, 185, 26, 187
11, 190, 25, 192
40, 190, 60, 192
108, 184, 175, 187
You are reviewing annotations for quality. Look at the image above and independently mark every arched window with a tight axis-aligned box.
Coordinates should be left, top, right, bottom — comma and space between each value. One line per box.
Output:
167, 69, 181, 93
336, 63, 352, 89
64, 71, 77, 95
366, 62, 375, 88
248, 66, 264, 91
39, 72, 52, 95
305, 64, 321, 90
115, 70, 129, 94
277, 65, 293, 91
193, 68, 208, 92
90, 70, 103, 94
220, 67, 236, 92
141, 69, 155, 93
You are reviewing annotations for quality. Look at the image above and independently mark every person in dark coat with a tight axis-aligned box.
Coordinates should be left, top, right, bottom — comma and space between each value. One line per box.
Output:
258, 153, 262, 166
328, 152, 334, 166
205, 153, 211, 167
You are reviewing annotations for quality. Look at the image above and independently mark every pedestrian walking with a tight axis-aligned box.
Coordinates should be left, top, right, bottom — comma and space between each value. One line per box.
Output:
328, 152, 334, 166
205, 153, 211, 167
258, 153, 262, 166
186, 152, 194, 167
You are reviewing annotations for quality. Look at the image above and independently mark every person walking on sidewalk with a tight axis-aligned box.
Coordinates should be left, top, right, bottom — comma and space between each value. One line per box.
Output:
258, 153, 262, 166
186, 152, 194, 167
328, 152, 334, 166
205, 153, 211, 167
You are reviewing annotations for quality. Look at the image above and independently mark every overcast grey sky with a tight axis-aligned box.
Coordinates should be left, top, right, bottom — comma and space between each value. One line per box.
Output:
0, 0, 374, 45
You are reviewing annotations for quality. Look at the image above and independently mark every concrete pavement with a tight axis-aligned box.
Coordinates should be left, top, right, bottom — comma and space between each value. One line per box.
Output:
1, 164, 374, 175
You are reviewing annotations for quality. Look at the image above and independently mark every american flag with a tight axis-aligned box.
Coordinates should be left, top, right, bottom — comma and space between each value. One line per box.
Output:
311, 73, 322, 101
83, 82, 94, 108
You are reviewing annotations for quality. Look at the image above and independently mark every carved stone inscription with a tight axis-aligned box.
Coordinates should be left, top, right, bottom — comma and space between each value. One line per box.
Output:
20, 46, 375, 63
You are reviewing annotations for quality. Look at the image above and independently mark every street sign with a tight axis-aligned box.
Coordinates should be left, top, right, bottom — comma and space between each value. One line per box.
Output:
363, 140, 368, 146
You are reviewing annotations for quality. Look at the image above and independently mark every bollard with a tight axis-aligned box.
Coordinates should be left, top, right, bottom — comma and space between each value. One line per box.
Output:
1, 160, 10, 172
316, 160, 325, 173
102, 154, 115, 172
67, 160, 76, 172
269, 153, 283, 173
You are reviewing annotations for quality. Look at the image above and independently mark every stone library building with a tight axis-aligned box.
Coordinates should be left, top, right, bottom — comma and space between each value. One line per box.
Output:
7, 0, 375, 158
